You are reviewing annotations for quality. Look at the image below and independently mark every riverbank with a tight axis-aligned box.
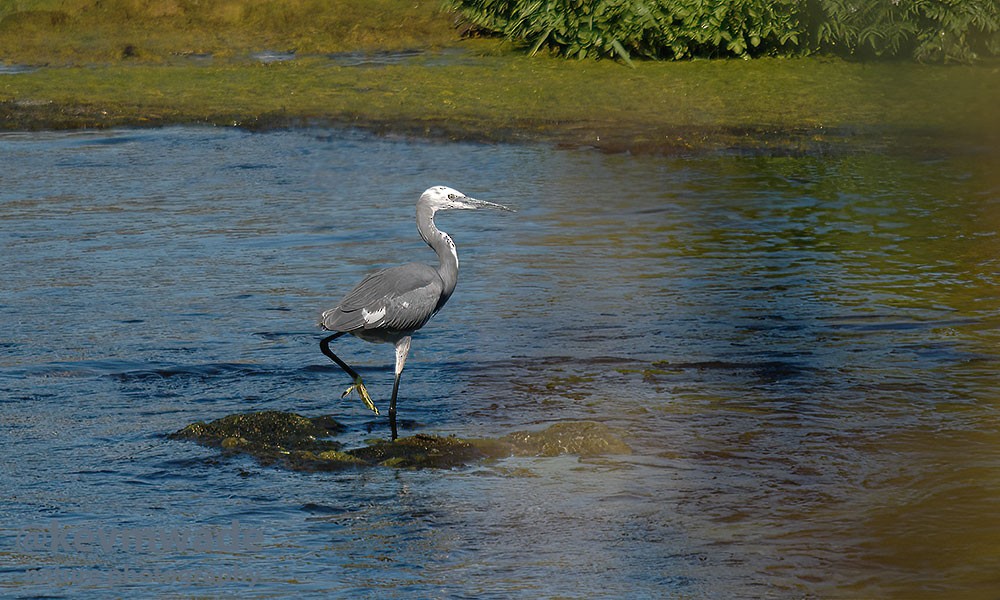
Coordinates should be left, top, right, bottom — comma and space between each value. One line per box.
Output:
1, 2, 998, 154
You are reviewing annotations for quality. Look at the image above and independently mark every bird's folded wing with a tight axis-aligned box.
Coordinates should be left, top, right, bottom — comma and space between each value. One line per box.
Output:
321, 263, 444, 333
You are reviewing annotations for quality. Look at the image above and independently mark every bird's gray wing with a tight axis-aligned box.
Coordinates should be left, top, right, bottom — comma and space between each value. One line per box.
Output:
321, 263, 443, 333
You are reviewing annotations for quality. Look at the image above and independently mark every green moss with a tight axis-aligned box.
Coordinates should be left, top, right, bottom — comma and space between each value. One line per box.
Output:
168, 410, 345, 453
349, 434, 507, 469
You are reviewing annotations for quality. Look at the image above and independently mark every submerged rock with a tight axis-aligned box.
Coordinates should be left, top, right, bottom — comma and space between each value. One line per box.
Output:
502, 421, 633, 457
170, 411, 631, 471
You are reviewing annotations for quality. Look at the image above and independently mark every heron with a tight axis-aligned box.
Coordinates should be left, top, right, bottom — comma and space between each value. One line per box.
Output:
319, 186, 514, 441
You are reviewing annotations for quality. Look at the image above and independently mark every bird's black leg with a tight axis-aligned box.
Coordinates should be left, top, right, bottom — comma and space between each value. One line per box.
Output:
320, 332, 355, 377
389, 336, 412, 442
320, 332, 378, 415
389, 373, 401, 441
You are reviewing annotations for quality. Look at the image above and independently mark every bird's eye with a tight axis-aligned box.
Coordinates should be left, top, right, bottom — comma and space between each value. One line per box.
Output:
447, 194, 457, 200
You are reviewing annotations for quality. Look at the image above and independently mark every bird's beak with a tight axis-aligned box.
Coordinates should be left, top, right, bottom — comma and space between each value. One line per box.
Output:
460, 197, 516, 212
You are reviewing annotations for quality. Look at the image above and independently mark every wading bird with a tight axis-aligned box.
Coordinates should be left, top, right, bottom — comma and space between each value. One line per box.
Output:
319, 186, 514, 440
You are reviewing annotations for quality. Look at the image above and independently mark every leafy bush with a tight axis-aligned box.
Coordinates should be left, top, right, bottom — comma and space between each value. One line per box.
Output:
451, 0, 804, 63
811, 0, 1000, 63
448, 0, 1000, 63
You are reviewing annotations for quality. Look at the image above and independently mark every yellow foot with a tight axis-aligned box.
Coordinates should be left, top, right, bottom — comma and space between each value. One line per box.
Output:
342, 377, 379, 415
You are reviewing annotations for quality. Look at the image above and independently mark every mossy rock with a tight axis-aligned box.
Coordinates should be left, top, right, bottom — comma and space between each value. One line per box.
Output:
169, 410, 345, 452
349, 434, 513, 469
170, 411, 631, 471
281, 449, 370, 471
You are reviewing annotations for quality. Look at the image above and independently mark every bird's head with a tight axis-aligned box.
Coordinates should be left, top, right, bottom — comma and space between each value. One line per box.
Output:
419, 186, 515, 213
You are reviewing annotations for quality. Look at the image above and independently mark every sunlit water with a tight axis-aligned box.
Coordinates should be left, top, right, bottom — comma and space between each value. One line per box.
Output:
1, 127, 998, 598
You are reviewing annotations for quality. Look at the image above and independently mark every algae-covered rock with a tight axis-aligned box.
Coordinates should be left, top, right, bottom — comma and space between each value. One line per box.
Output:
284, 449, 369, 471
348, 434, 511, 469
503, 421, 632, 457
169, 410, 345, 452
169, 411, 631, 471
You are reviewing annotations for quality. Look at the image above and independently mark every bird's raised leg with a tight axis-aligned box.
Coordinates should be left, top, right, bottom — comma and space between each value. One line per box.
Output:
389, 336, 411, 441
320, 332, 378, 415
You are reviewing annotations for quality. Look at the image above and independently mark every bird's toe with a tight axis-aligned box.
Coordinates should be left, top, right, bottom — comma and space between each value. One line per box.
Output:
342, 378, 379, 415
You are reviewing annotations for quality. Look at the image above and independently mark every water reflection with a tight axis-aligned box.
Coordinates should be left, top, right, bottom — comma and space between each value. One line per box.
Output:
0, 127, 997, 598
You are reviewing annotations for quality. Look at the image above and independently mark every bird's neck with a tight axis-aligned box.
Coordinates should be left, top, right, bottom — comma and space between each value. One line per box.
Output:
417, 204, 459, 304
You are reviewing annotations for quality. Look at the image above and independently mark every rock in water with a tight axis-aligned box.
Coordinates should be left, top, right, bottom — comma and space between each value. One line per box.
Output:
170, 411, 631, 471
502, 421, 633, 457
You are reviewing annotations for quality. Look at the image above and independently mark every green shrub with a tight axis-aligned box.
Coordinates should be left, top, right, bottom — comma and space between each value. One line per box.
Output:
811, 0, 1000, 63
448, 0, 1000, 63
451, 0, 804, 63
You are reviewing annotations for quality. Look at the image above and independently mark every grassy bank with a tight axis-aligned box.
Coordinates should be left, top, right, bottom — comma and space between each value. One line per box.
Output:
0, 0, 458, 64
1, 1, 997, 154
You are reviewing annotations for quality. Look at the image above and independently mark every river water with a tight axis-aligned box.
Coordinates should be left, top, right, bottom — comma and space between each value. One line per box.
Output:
1, 127, 998, 598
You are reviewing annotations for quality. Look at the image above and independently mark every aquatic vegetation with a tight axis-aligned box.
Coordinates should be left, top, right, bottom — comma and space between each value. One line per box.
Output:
1, 54, 996, 155
170, 411, 632, 471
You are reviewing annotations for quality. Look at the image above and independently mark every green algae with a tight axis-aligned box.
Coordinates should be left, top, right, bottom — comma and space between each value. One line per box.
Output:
169, 411, 632, 471
2, 53, 995, 155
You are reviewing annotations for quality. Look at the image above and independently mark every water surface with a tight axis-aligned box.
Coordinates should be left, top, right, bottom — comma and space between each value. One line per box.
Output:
1, 127, 998, 598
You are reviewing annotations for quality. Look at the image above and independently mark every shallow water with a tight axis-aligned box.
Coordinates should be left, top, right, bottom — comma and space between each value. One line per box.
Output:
1, 127, 998, 598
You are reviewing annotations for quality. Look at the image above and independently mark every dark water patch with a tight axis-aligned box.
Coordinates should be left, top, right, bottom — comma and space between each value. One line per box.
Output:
326, 49, 424, 67
504, 354, 640, 370
66, 133, 146, 147
818, 313, 979, 332
648, 359, 815, 384
322, 48, 481, 69
11, 360, 154, 379
0, 61, 37, 74
250, 50, 295, 64
300, 502, 351, 515
150, 454, 236, 472
171, 51, 213, 64
66, 468, 119, 476
252, 330, 296, 340
227, 162, 277, 171
108, 363, 279, 382
304, 362, 396, 376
